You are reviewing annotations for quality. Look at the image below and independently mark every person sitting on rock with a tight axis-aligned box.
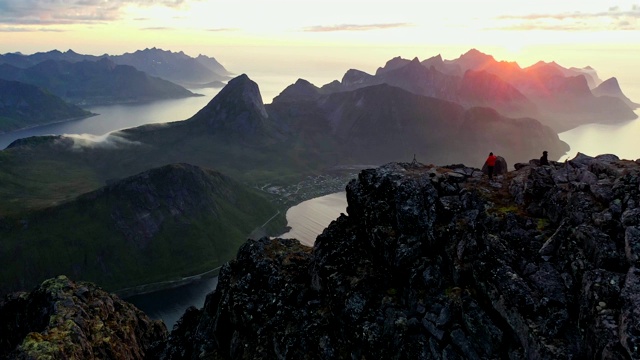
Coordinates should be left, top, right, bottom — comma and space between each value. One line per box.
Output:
485, 152, 497, 180
540, 151, 550, 166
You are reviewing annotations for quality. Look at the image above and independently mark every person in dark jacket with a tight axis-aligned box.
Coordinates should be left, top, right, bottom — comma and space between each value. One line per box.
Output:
540, 151, 549, 166
485, 152, 497, 180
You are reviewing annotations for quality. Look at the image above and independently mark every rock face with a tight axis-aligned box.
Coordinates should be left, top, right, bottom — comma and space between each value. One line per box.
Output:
0, 275, 166, 359
154, 153, 640, 359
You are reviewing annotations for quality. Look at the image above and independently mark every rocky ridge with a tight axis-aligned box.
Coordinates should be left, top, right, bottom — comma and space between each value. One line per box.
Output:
152, 153, 640, 359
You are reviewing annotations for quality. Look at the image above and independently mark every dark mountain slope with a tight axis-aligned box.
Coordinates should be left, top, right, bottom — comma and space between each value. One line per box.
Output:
0, 163, 283, 295
269, 83, 568, 166
0, 79, 92, 133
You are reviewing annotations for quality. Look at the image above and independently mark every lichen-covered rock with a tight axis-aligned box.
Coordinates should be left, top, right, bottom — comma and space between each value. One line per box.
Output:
0, 276, 167, 359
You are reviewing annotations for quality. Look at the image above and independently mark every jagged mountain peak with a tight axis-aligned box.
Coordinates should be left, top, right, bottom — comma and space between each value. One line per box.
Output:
593, 77, 640, 108
342, 69, 375, 87
460, 48, 494, 60
189, 74, 269, 135
272, 78, 320, 103
598, 77, 620, 90
376, 56, 413, 75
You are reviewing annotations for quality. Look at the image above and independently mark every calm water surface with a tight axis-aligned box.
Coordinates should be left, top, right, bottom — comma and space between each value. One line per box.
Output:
0, 87, 220, 149
279, 192, 348, 246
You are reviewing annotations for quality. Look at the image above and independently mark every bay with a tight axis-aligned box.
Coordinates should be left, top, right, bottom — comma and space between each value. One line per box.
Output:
0, 87, 221, 150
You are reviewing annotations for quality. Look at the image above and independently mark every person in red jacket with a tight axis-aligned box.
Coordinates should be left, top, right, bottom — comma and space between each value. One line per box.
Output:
485, 152, 497, 180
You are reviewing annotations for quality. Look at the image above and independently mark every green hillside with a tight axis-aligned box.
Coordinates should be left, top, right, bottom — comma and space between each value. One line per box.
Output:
0, 163, 285, 295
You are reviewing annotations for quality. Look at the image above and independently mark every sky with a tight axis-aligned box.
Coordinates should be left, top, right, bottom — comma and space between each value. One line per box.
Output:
1, 0, 639, 101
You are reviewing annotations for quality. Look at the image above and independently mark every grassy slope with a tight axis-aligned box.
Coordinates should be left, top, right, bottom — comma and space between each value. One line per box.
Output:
0, 164, 286, 295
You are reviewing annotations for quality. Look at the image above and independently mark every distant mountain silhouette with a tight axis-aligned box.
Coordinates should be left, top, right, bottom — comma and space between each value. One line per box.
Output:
0, 58, 198, 106
319, 49, 637, 132
0, 79, 92, 133
0, 49, 101, 68
0, 48, 231, 87
112, 48, 231, 85
593, 77, 639, 109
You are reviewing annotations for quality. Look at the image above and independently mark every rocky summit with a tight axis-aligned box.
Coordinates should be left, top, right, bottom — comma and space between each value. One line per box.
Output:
152, 153, 640, 359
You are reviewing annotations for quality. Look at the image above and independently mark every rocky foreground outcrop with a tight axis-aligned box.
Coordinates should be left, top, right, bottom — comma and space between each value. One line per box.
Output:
0, 276, 167, 359
152, 153, 640, 359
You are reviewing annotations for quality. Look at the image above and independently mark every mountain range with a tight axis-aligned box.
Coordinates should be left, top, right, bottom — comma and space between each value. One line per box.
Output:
0, 73, 569, 215
319, 49, 638, 132
0, 58, 199, 106
0, 79, 93, 133
0, 48, 233, 131
0, 48, 231, 87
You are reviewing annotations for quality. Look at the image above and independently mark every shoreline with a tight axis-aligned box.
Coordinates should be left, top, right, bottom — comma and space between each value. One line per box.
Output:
0, 112, 99, 139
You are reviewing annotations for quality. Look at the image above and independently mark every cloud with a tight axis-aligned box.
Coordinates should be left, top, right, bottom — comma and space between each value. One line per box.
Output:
63, 133, 142, 150
206, 28, 238, 32
494, 6, 640, 31
141, 26, 173, 31
303, 23, 413, 32
0, 0, 199, 25
0, 26, 65, 32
